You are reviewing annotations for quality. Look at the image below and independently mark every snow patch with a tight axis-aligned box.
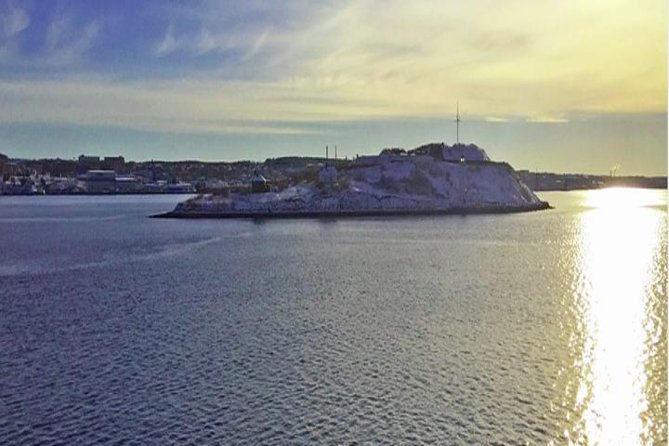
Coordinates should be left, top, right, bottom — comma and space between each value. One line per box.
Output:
173, 143, 546, 215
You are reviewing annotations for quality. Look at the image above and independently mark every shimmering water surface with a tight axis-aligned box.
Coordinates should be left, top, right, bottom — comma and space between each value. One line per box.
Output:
1, 190, 666, 445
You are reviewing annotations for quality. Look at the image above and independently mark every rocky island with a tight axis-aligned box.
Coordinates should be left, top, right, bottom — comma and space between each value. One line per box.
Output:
153, 143, 550, 218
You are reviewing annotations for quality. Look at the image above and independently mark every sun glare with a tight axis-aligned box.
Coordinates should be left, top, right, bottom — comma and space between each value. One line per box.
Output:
584, 187, 667, 210
570, 188, 666, 444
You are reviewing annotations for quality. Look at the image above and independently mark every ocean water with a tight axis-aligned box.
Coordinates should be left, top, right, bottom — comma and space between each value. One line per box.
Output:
0, 190, 666, 445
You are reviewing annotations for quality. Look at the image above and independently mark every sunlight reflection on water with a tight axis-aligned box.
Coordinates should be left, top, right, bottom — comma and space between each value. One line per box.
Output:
569, 188, 667, 445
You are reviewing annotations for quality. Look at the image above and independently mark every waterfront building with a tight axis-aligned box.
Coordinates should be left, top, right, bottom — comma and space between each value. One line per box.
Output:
115, 175, 142, 193
79, 170, 116, 193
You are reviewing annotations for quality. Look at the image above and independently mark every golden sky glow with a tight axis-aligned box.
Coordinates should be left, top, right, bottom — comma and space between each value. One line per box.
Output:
1, 0, 665, 126
0, 0, 666, 170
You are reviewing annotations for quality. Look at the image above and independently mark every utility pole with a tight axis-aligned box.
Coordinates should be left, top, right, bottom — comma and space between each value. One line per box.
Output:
334, 144, 337, 160
455, 102, 461, 145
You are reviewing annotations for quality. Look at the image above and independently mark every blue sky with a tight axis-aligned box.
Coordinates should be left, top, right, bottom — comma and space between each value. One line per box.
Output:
0, 0, 666, 175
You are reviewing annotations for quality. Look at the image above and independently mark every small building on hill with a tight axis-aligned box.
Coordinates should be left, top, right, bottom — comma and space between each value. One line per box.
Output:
409, 143, 490, 162
251, 170, 270, 193
103, 156, 126, 171
78, 155, 100, 164
442, 143, 490, 162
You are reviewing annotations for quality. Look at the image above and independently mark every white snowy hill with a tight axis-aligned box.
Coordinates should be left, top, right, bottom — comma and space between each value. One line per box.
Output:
158, 143, 549, 218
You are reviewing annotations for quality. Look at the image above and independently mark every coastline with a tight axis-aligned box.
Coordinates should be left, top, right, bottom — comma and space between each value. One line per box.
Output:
151, 201, 551, 219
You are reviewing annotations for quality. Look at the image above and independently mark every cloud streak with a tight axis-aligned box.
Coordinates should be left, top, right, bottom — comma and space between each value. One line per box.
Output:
1, 0, 29, 38
155, 23, 177, 56
0, 78, 324, 135
44, 16, 100, 65
0, 1, 101, 68
0, 0, 665, 135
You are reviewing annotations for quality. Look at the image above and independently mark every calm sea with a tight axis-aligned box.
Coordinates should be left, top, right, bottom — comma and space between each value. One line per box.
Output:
1, 190, 666, 445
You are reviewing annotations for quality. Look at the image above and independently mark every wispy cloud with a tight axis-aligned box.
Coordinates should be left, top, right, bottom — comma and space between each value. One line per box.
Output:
44, 15, 100, 65
526, 116, 569, 124
485, 117, 510, 123
243, 28, 270, 61
191, 27, 217, 55
0, 0, 665, 134
0, 2, 101, 68
155, 23, 177, 56
0, 0, 29, 62
1, 0, 29, 38
0, 78, 322, 135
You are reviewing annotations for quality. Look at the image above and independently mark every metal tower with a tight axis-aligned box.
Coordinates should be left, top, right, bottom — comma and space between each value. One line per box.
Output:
455, 102, 461, 144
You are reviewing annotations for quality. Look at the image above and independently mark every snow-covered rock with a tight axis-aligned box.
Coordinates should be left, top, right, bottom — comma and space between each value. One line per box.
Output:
166, 143, 548, 217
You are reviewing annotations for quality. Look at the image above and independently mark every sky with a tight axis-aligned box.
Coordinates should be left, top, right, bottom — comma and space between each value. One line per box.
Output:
0, 0, 666, 175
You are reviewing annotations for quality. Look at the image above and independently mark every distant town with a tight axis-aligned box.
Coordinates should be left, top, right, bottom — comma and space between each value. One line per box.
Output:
0, 150, 665, 196
514, 170, 666, 191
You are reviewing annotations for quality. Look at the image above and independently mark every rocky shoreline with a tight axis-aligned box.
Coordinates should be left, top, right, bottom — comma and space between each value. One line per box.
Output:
151, 201, 551, 219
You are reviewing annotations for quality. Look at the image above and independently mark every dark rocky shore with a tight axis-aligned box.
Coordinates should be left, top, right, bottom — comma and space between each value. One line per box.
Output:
152, 201, 551, 219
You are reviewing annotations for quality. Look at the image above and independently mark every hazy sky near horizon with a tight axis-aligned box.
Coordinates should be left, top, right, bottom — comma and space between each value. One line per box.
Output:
0, 0, 666, 175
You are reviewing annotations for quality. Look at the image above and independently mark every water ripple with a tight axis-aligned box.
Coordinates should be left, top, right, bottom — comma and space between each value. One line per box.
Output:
0, 191, 666, 444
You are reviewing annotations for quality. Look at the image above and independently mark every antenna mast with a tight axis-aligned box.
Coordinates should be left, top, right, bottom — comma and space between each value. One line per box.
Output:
455, 102, 461, 144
